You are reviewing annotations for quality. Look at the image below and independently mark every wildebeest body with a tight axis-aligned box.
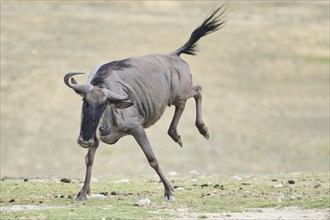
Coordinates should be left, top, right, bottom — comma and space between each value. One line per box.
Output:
96, 55, 192, 137
64, 5, 226, 201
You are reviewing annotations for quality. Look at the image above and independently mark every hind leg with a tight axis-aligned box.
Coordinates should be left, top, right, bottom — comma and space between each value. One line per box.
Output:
193, 85, 209, 139
168, 100, 186, 147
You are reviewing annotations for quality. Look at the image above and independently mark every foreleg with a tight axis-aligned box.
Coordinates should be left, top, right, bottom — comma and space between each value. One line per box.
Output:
76, 141, 98, 200
133, 127, 175, 200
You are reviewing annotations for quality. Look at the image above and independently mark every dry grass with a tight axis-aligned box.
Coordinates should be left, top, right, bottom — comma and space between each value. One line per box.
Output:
1, 1, 329, 177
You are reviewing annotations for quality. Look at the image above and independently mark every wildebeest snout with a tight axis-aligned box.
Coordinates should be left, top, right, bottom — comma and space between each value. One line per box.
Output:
77, 136, 95, 148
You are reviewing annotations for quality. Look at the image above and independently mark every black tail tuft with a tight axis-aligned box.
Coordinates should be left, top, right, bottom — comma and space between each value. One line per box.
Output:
172, 4, 227, 56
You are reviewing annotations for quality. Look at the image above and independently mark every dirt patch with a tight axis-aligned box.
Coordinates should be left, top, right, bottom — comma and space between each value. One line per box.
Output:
186, 207, 330, 220
2, 205, 329, 220
0, 205, 66, 212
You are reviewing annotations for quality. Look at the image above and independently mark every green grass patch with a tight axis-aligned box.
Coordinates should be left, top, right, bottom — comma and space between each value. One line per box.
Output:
1, 173, 329, 219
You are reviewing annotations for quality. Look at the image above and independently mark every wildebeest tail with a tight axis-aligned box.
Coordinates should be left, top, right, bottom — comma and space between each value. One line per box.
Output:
171, 5, 227, 56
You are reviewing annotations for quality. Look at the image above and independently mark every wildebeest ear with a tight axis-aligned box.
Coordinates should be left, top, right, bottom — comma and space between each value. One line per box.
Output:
109, 100, 133, 109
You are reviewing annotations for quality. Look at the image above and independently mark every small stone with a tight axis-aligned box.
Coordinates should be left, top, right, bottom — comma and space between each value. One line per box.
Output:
214, 184, 224, 189
135, 198, 150, 206
110, 191, 118, 195
175, 187, 185, 190
90, 194, 106, 199
190, 170, 199, 175
115, 179, 129, 183
60, 178, 71, 183
242, 182, 251, 185
100, 192, 109, 196
273, 183, 283, 188
201, 184, 209, 188
314, 183, 321, 188
231, 176, 243, 181
191, 178, 199, 182
288, 180, 295, 184
168, 171, 178, 177
9, 199, 15, 203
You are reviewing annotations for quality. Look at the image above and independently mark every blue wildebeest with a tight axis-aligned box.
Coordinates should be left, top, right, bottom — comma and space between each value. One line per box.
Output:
64, 6, 226, 201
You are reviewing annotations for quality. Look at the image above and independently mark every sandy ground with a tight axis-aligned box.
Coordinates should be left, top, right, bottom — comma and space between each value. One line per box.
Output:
187, 207, 330, 220
183, 207, 330, 220
1, 205, 329, 220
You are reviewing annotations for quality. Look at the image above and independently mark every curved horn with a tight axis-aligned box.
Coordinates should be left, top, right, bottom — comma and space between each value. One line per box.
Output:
64, 72, 93, 94
104, 81, 134, 101
118, 81, 134, 100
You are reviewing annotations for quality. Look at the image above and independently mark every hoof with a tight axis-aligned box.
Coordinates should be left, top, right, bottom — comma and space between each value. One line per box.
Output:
198, 126, 209, 140
76, 194, 88, 201
168, 130, 183, 147
177, 138, 183, 148
165, 195, 176, 201
204, 132, 210, 140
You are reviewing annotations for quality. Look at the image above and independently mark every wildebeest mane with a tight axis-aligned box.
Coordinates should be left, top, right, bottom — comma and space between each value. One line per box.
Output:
91, 59, 131, 86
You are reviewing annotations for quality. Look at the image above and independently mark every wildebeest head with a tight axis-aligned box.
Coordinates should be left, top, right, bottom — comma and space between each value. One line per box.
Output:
64, 72, 133, 148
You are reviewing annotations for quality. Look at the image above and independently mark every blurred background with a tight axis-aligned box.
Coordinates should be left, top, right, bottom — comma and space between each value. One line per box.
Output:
1, 1, 329, 178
